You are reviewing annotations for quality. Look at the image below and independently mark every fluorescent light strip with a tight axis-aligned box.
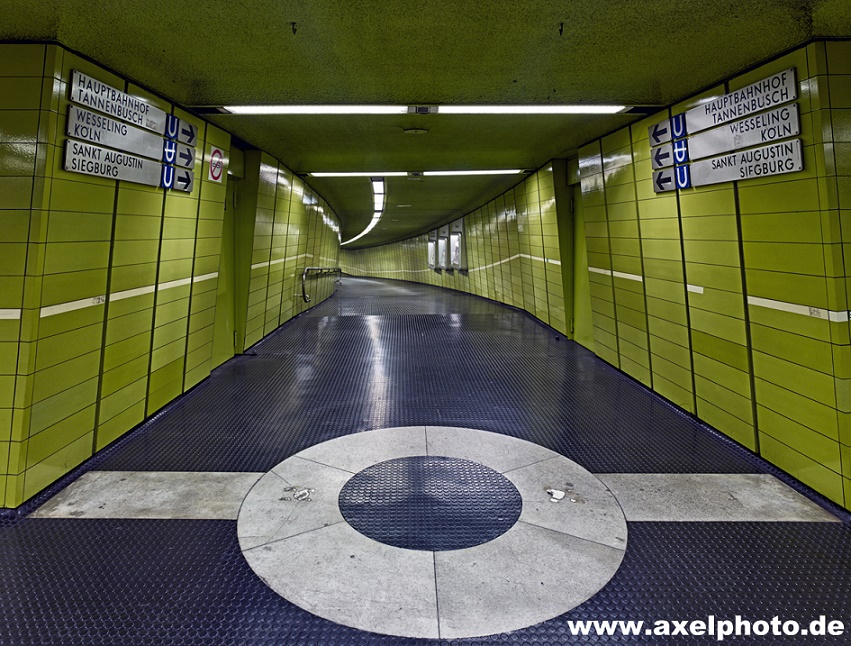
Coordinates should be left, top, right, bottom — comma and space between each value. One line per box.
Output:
223, 104, 625, 115
224, 105, 408, 115
310, 172, 408, 177
341, 211, 382, 246
439, 105, 625, 114
423, 169, 522, 176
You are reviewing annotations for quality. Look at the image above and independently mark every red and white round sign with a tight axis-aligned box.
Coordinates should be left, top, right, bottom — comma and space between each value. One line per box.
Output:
208, 147, 224, 182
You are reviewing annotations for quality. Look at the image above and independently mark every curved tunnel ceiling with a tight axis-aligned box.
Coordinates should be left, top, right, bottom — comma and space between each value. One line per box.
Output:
3, 0, 850, 248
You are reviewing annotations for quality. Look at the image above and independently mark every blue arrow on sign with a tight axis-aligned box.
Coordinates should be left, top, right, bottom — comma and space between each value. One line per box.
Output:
178, 146, 194, 167
177, 169, 193, 191
649, 120, 671, 145
653, 169, 674, 192
653, 146, 671, 167
180, 123, 197, 146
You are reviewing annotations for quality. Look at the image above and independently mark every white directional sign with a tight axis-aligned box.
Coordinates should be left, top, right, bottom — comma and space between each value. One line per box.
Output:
651, 143, 673, 170
65, 140, 195, 192
162, 140, 196, 169
685, 68, 797, 134
688, 139, 802, 187
687, 104, 800, 160
67, 106, 196, 169
70, 70, 168, 134
65, 140, 162, 186
161, 164, 195, 193
648, 120, 671, 146
165, 115, 198, 146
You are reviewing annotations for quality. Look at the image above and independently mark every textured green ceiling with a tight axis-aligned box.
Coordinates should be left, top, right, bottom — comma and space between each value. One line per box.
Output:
3, 0, 850, 247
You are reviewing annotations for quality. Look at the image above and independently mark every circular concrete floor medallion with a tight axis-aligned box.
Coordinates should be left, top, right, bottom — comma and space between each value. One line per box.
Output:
238, 426, 628, 639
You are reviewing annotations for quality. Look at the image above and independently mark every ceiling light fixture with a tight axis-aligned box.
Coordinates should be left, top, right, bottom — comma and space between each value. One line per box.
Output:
310, 172, 409, 177
423, 169, 523, 176
223, 105, 408, 115
219, 104, 627, 115
438, 105, 625, 114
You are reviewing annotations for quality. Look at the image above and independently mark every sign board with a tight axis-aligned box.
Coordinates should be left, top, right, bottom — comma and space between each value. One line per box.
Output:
648, 120, 671, 146
70, 70, 168, 134
651, 143, 673, 170
450, 218, 464, 233
64, 139, 162, 186
161, 164, 195, 193
438, 225, 450, 238
65, 140, 195, 193
67, 105, 194, 169
165, 114, 198, 146
162, 140, 196, 169
208, 146, 225, 182
688, 139, 802, 187
427, 240, 436, 268
67, 105, 163, 160
685, 68, 797, 134
437, 237, 448, 269
687, 104, 800, 160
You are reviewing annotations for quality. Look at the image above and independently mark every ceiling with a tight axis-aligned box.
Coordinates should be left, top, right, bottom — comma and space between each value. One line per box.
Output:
4, 1, 850, 247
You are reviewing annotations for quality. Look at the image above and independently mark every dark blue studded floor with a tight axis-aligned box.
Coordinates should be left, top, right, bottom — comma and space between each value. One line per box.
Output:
2, 277, 850, 645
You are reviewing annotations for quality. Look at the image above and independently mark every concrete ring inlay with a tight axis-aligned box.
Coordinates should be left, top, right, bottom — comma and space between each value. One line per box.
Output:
238, 426, 628, 639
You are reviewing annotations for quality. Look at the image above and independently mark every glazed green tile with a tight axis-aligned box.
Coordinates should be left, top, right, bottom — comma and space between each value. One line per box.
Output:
752, 350, 836, 407
28, 376, 98, 435
690, 327, 749, 370
689, 308, 747, 344
26, 404, 93, 469
682, 240, 742, 267
688, 287, 746, 319
750, 270, 831, 310
644, 278, 686, 304
45, 211, 112, 243
750, 322, 833, 373
646, 314, 689, 347
40, 269, 108, 308
103, 330, 151, 373
96, 400, 144, 450
99, 376, 147, 421
162, 217, 197, 240
0, 141, 37, 176
679, 188, 736, 217
695, 374, 754, 423
160, 238, 195, 262
640, 239, 681, 261
755, 377, 838, 440
0, 78, 42, 110
22, 430, 92, 500
747, 302, 830, 341
649, 333, 692, 367
610, 238, 641, 258
829, 76, 851, 109
0, 177, 35, 210
696, 396, 756, 448
109, 265, 157, 294
49, 177, 116, 214
759, 433, 844, 503
31, 348, 100, 404
618, 319, 649, 348
0, 110, 39, 146
157, 259, 193, 283
34, 323, 101, 371
43, 241, 110, 275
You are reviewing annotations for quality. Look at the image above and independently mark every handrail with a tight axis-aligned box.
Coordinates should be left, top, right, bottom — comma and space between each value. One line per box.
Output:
302, 267, 341, 303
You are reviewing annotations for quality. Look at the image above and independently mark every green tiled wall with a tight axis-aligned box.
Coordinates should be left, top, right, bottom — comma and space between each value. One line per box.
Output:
575, 42, 850, 508
237, 155, 340, 353
339, 167, 568, 336
0, 44, 340, 507
341, 42, 851, 511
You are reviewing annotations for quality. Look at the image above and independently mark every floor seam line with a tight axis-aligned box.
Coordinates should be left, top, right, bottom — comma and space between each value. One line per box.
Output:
517, 520, 626, 552
242, 520, 346, 551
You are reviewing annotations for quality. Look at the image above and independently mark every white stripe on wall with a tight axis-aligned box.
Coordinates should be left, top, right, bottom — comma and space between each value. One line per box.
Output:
41, 273, 222, 317
612, 270, 643, 282
40, 295, 106, 318
687, 284, 705, 294
251, 253, 312, 270
110, 285, 157, 302
588, 267, 612, 276
747, 295, 850, 323
0, 309, 22, 320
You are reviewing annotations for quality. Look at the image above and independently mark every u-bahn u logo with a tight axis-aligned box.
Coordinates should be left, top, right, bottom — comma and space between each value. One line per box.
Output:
165, 114, 180, 140
675, 165, 691, 189
671, 113, 687, 139
162, 140, 177, 163
673, 139, 689, 164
